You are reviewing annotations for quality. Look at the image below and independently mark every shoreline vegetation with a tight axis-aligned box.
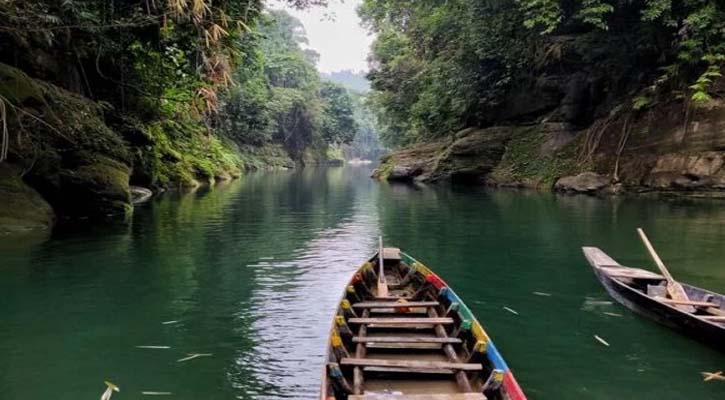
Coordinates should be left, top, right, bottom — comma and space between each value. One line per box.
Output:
362, 0, 724, 197
2, 0, 723, 235
0, 2, 385, 234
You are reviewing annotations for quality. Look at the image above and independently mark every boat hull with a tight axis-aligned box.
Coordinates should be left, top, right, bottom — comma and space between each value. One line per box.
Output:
321, 248, 527, 399
585, 247, 725, 352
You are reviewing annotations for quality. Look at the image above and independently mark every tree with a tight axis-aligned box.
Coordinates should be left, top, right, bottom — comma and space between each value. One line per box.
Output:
320, 82, 357, 145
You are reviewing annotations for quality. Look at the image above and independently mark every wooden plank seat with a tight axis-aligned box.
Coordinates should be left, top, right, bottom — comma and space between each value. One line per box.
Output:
349, 394, 486, 400
364, 342, 443, 350
340, 358, 483, 371
373, 296, 413, 301
348, 317, 454, 325
369, 309, 428, 315
362, 366, 455, 374
353, 301, 440, 309
353, 335, 461, 344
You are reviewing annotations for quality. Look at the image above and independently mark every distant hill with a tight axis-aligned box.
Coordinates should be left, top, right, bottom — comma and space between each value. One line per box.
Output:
321, 70, 370, 93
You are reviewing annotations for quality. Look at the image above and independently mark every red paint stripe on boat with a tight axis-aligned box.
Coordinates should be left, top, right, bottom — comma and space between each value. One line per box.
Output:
503, 370, 527, 400
425, 273, 446, 289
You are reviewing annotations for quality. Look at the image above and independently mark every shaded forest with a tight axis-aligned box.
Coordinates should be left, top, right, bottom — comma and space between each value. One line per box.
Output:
0, 0, 367, 229
364, 0, 725, 194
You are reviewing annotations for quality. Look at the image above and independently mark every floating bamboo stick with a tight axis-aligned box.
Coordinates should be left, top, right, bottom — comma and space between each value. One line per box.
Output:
177, 353, 213, 362
503, 306, 519, 315
594, 335, 610, 347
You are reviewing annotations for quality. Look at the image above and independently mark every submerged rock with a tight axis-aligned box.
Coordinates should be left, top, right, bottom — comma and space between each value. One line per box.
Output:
554, 172, 611, 193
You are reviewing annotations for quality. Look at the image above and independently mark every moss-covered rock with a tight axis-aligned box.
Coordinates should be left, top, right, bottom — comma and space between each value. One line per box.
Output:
1, 62, 134, 221
0, 164, 54, 233
488, 124, 582, 188
57, 157, 132, 219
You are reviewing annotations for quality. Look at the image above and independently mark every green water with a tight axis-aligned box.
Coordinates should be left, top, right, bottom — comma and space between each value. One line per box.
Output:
1, 166, 724, 399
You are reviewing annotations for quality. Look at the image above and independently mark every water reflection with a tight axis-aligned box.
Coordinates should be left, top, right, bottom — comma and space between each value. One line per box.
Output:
1, 167, 724, 400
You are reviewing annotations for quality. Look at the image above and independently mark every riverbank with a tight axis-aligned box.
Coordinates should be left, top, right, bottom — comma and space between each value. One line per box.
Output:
373, 90, 725, 196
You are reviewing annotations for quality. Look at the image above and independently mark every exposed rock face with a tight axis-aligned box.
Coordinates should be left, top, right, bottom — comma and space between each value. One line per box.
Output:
430, 127, 510, 183
373, 127, 512, 183
375, 87, 725, 196
639, 153, 725, 190
554, 172, 611, 193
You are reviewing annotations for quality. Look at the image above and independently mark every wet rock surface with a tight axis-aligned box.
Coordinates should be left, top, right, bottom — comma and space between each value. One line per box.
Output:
554, 172, 611, 193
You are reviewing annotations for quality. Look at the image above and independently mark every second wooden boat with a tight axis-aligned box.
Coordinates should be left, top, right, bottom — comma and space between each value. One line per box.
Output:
321, 246, 526, 400
583, 246, 725, 351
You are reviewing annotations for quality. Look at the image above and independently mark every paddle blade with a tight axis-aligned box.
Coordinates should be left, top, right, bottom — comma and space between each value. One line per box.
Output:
667, 281, 696, 313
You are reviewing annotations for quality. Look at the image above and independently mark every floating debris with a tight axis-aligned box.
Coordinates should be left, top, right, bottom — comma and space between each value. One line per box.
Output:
587, 300, 613, 306
594, 335, 610, 347
177, 353, 213, 362
533, 292, 552, 297
503, 306, 519, 315
142, 392, 173, 396
702, 371, 725, 382
136, 346, 171, 349
161, 320, 179, 325
101, 381, 119, 400
582, 298, 615, 311
259, 257, 275, 260
603, 312, 623, 317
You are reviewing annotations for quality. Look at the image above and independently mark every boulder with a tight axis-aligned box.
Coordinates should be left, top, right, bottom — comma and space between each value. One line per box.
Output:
554, 172, 611, 193
388, 165, 420, 181
0, 164, 54, 234
430, 127, 510, 182
57, 157, 133, 219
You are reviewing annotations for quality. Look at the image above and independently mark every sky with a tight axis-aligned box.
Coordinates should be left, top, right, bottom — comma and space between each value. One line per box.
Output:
269, 0, 374, 73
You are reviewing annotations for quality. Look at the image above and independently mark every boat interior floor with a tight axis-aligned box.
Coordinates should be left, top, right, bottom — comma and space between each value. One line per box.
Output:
345, 269, 487, 398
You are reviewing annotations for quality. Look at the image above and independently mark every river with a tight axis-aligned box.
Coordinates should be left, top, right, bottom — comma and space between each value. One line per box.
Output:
1, 165, 724, 399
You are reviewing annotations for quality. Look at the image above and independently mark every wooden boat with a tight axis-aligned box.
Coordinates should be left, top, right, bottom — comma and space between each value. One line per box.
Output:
583, 246, 725, 351
321, 246, 526, 400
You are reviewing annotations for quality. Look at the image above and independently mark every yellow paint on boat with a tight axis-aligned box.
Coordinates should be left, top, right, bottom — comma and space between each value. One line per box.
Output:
331, 330, 343, 347
412, 261, 432, 277
472, 321, 490, 346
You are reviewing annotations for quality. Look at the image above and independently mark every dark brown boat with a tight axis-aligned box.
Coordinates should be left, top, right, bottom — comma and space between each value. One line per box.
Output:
321, 245, 526, 400
583, 246, 725, 351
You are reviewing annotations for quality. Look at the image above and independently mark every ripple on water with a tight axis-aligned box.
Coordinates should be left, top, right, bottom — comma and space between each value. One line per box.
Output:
235, 221, 379, 399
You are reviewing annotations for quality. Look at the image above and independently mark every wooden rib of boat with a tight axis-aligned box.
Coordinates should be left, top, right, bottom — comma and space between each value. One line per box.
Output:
582, 246, 725, 351
321, 246, 526, 400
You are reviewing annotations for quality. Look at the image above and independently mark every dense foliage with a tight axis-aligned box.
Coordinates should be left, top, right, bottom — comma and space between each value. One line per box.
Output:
343, 92, 387, 161
360, 0, 724, 147
0, 1, 356, 189
219, 10, 357, 161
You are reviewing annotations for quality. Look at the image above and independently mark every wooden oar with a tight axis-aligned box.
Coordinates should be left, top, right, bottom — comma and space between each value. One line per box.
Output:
637, 228, 695, 313
377, 236, 388, 297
